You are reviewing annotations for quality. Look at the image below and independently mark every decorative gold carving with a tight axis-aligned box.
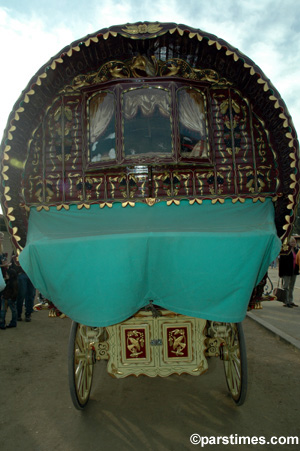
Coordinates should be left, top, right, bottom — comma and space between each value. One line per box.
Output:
61, 57, 233, 93
106, 310, 208, 378
166, 199, 180, 206
126, 330, 145, 357
121, 23, 163, 35
168, 328, 187, 356
122, 201, 135, 207
145, 198, 156, 206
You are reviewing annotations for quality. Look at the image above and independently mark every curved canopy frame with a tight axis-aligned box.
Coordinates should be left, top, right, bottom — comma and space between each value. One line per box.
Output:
0, 21, 299, 252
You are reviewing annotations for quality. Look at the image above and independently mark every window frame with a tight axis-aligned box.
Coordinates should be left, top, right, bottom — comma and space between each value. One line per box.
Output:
84, 78, 212, 171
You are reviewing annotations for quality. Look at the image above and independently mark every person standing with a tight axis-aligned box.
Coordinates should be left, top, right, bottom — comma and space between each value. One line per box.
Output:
13, 259, 36, 322
279, 237, 299, 308
0, 268, 18, 329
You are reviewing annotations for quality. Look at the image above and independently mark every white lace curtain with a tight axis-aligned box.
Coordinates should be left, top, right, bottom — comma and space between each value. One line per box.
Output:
89, 93, 115, 143
123, 88, 170, 120
178, 89, 205, 136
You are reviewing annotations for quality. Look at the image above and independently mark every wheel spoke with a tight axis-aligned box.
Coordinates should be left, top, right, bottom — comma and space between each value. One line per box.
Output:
68, 322, 96, 409
222, 322, 247, 405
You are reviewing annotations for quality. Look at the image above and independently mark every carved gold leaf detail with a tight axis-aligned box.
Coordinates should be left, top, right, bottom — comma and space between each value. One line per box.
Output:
56, 204, 70, 211
167, 199, 180, 206
189, 199, 202, 205
145, 198, 156, 206
122, 24, 163, 35
99, 202, 113, 209
122, 201, 135, 208
232, 197, 245, 204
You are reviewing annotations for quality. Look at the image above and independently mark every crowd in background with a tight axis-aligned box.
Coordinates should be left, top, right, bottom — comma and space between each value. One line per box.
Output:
0, 232, 35, 329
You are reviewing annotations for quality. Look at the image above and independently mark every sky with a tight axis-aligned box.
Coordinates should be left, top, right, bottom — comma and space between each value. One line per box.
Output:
0, 0, 300, 139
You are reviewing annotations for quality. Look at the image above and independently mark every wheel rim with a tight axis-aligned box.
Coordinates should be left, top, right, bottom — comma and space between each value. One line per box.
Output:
68, 322, 95, 408
74, 324, 94, 405
222, 322, 247, 405
223, 325, 241, 400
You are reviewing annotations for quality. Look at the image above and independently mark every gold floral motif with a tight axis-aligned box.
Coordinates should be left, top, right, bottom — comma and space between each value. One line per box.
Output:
122, 201, 135, 208
126, 330, 145, 357
145, 198, 156, 206
121, 23, 163, 35
99, 202, 112, 208
168, 329, 187, 356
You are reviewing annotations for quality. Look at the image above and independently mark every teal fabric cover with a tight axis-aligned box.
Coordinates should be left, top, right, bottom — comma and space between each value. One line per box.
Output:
19, 199, 281, 326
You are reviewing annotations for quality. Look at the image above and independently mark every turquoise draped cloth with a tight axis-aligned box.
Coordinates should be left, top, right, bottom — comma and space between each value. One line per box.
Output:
19, 199, 281, 326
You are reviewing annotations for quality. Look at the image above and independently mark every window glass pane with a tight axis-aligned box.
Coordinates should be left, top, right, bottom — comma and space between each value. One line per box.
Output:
89, 92, 116, 163
178, 88, 209, 158
123, 87, 172, 157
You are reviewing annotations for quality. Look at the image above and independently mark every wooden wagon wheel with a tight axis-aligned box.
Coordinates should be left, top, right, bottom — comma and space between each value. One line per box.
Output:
68, 321, 97, 410
220, 322, 248, 406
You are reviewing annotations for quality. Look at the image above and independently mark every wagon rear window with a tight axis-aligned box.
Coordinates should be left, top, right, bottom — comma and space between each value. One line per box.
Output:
122, 87, 173, 158
178, 88, 208, 159
89, 91, 116, 163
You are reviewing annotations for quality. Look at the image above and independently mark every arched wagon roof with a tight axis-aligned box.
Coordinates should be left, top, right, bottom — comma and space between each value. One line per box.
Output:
0, 21, 299, 252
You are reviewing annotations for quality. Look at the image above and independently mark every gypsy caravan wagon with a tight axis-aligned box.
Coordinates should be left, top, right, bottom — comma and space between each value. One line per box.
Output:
1, 22, 299, 408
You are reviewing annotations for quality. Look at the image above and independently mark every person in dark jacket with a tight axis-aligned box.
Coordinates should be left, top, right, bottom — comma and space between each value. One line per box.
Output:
278, 236, 299, 308
0, 268, 18, 329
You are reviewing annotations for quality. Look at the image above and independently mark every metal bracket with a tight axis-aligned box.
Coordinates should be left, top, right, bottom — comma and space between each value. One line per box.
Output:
150, 339, 163, 346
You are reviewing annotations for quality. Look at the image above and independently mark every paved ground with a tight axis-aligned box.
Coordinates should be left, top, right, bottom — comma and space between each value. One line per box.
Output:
247, 267, 300, 349
1, 288, 300, 450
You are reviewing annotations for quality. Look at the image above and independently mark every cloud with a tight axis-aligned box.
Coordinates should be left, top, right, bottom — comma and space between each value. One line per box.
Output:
1, 0, 300, 139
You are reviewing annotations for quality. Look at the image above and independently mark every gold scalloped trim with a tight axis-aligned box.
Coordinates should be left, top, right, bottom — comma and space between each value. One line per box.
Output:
36, 73, 47, 86
287, 193, 295, 210
269, 96, 280, 108
189, 199, 203, 205
84, 36, 99, 46
232, 197, 245, 204
122, 201, 135, 207
289, 152, 297, 168
169, 27, 184, 36
100, 202, 113, 208
22, 195, 284, 212
66, 45, 80, 57
244, 63, 256, 76
208, 40, 222, 51
56, 204, 70, 211
4, 186, 10, 196
188, 32, 203, 41
225, 50, 239, 62
166, 199, 180, 206
290, 173, 298, 190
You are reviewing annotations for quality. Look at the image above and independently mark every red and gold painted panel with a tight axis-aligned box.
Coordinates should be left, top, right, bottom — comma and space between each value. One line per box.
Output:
120, 324, 151, 364
164, 325, 190, 359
